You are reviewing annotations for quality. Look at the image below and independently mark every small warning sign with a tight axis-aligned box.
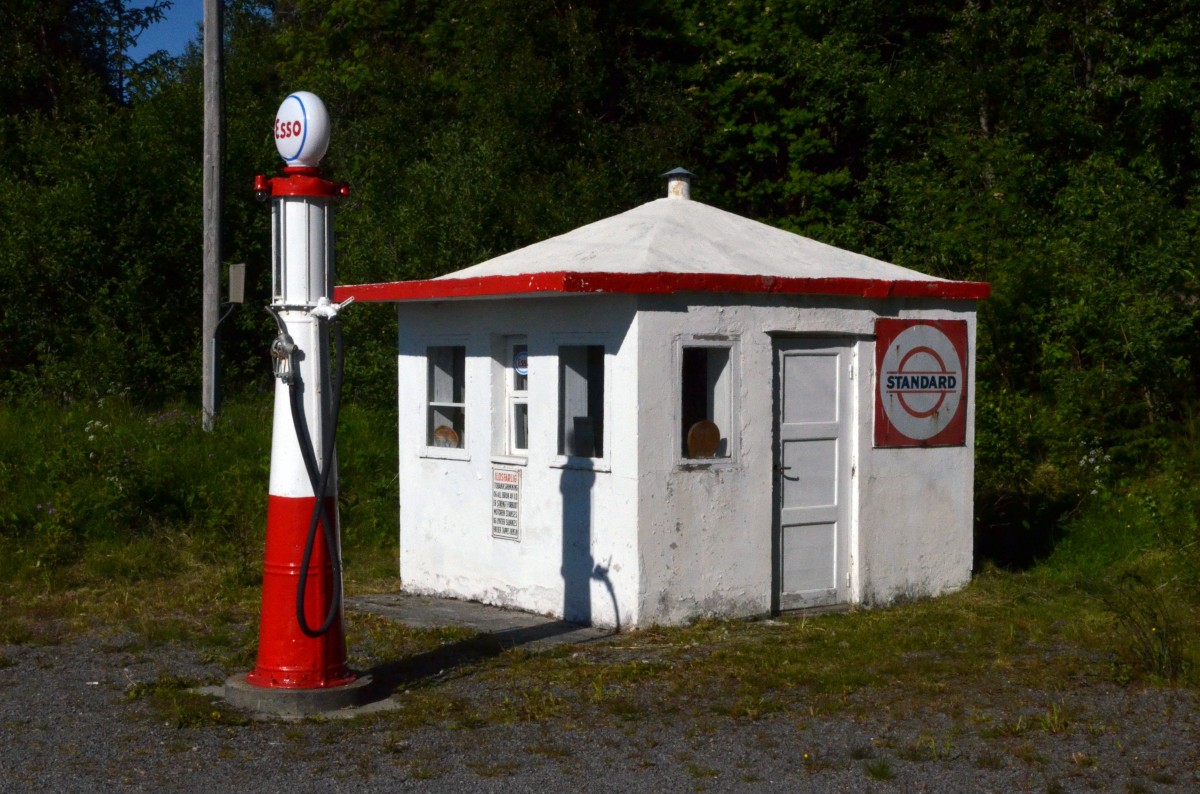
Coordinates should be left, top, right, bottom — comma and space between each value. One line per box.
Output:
491, 468, 521, 540
875, 319, 969, 448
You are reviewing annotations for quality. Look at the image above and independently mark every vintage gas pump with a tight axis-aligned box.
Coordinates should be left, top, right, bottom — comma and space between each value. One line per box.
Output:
225, 92, 371, 715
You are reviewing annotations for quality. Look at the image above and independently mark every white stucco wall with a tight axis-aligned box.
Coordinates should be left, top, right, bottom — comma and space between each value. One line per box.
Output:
396, 295, 641, 628
395, 291, 977, 629
634, 295, 978, 625
854, 302, 977, 604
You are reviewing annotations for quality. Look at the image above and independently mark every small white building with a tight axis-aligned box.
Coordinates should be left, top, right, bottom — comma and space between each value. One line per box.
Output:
338, 173, 989, 628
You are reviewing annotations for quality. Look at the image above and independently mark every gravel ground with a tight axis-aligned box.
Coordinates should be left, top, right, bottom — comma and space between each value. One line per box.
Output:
1, 630, 1197, 793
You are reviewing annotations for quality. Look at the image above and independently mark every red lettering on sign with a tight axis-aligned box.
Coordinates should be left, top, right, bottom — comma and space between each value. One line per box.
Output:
274, 119, 304, 140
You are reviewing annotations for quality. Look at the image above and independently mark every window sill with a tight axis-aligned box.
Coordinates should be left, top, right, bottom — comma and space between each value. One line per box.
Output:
421, 447, 470, 461
490, 454, 528, 467
550, 455, 611, 473
676, 458, 737, 471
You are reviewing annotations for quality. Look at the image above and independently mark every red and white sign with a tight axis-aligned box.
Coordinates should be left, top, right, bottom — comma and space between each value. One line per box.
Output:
491, 468, 521, 540
274, 91, 331, 167
875, 319, 968, 447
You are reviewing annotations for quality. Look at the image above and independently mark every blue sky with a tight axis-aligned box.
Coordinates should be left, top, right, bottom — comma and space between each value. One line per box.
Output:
128, 2, 205, 61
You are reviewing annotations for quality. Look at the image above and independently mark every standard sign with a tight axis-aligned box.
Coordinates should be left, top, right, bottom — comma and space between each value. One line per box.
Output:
491, 468, 521, 540
875, 319, 968, 447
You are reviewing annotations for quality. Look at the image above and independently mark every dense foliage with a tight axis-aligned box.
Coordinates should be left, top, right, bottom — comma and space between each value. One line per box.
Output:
1, 0, 1198, 563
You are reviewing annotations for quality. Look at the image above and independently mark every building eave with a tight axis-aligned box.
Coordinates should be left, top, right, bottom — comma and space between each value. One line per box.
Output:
335, 271, 991, 304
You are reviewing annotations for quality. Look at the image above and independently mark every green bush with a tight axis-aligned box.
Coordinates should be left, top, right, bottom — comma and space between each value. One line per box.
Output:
1044, 423, 1200, 680
0, 396, 397, 587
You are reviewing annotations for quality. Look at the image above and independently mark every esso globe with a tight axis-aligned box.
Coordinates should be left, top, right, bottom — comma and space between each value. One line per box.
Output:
273, 92, 330, 167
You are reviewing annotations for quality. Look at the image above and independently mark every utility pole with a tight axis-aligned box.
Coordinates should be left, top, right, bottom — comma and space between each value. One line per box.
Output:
202, 0, 223, 431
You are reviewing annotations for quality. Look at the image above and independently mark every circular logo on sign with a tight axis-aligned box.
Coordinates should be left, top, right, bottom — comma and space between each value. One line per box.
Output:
513, 351, 529, 376
274, 91, 330, 167
879, 324, 964, 441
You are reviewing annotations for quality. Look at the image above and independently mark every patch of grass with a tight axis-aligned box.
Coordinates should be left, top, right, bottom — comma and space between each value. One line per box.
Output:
415, 559, 1195, 737
1044, 463, 1200, 687
975, 751, 1004, 770
525, 741, 573, 758
1037, 701, 1070, 734
1010, 741, 1044, 766
686, 762, 720, 779
448, 709, 488, 730
388, 692, 483, 731
983, 714, 1030, 739
405, 757, 444, 780
1103, 574, 1190, 681
125, 675, 249, 728
502, 686, 565, 722
347, 612, 479, 664
1148, 769, 1177, 785
712, 693, 784, 720
898, 733, 956, 762
864, 759, 894, 780
848, 744, 875, 760
467, 760, 519, 777
603, 694, 647, 721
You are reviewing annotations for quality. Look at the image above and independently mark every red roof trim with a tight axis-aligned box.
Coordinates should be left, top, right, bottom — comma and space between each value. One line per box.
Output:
334, 271, 991, 303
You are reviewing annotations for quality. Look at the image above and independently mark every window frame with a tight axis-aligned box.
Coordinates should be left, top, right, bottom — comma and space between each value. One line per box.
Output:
421, 341, 470, 461
676, 335, 740, 469
506, 338, 529, 455
554, 342, 608, 468
491, 335, 531, 465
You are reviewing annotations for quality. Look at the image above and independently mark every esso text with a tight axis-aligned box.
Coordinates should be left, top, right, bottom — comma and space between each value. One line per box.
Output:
275, 119, 304, 140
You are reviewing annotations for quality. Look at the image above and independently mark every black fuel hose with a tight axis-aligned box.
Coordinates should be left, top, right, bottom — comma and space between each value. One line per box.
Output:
287, 316, 346, 638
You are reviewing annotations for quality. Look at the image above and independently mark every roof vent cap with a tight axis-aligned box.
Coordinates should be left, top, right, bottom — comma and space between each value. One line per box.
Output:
662, 167, 695, 200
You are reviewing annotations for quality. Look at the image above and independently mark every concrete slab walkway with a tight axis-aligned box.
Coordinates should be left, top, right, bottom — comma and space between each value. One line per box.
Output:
345, 592, 614, 649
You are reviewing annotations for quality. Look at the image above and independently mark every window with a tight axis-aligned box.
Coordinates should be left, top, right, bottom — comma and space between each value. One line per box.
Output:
681, 345, 732, 458
559, 345, 605, 458
427, 346, 465, 448
506, 337, 529, 455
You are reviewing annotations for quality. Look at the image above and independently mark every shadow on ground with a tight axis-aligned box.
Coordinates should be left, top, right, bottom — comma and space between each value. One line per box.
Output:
346, 593, 612, 701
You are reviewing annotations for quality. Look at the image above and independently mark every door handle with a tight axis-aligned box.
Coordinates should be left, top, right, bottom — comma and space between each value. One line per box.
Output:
774, 464, 799, 481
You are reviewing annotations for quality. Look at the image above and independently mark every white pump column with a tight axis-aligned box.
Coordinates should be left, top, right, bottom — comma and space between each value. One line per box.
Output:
268, 183, 338, 503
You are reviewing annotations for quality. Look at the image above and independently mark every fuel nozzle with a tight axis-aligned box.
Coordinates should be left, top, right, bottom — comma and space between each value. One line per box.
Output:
270, 332, 297, 383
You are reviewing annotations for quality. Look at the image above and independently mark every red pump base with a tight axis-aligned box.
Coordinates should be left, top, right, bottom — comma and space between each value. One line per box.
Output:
224, 495, 374, 716
249, 495, 353, 688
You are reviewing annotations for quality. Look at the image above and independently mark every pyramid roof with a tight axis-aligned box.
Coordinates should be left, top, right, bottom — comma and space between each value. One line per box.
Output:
337, 197, 988, 303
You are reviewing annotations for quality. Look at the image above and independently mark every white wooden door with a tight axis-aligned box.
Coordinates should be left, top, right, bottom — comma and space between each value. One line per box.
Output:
775, 338, 852, 610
